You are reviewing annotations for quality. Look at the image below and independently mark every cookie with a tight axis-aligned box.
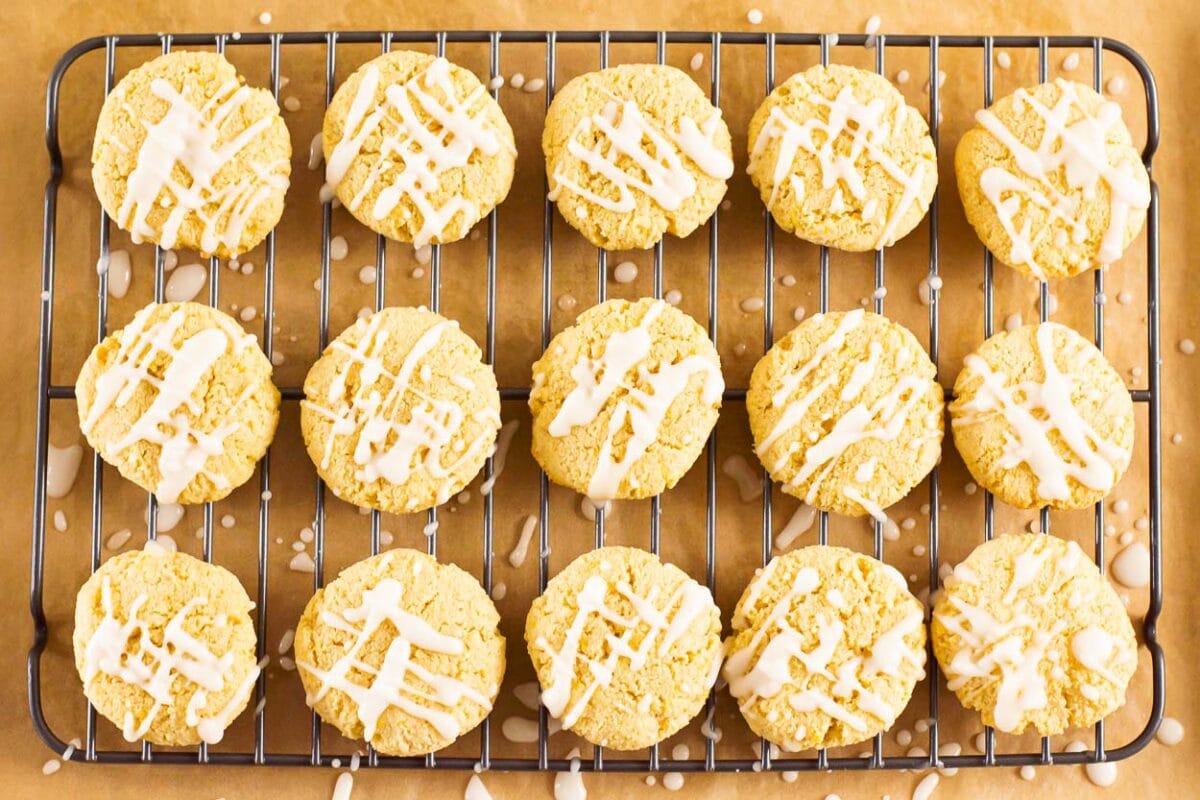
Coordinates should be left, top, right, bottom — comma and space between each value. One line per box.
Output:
746, 309, 943, 519
949, 322, 1134, 510
76, 301, 280, 504
323, 50, 515, 246
73, 548, 260, 746
724, 545, 926, 751
955, 79, 1151, 279
525, 546, 722, 750
92, 50, 291, 258
543, 64, 733, 250
529, 297, 723, 500
301, 307, 501, 514
932, 533, 1137, 735
294, 549, 505, 756
746, 64, 937, 251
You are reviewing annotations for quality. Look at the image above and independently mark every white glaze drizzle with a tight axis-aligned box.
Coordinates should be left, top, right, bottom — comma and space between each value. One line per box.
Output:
80, 304, 258, 503
296, 575, 492, 742
974, 79, 1150, 277
749, 82, 929, 249
549, 91, 732, 213
546, 301, 723, 500
534, 571, 717, 728
934, 536, 1129, 732
723, 560, 925, 742
81, 572, 259, 743
952, 323, 1129, 503
302, 312, 498, 507
756, 310, 938, 516
325, 58, 511, 247
116, 75, 288, 254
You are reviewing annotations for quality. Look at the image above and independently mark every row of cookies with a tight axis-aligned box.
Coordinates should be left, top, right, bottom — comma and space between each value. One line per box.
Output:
76, 294, 1134, 519
94, 50, 1149, 277
75, 534, 1136, 755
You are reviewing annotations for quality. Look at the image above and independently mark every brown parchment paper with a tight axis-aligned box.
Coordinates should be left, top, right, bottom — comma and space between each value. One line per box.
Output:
2, 1, 1197, 798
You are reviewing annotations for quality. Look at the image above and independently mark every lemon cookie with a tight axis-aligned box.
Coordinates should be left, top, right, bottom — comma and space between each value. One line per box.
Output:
73, 548, 260, 746
949, 322, 1134, 510
301, 307, 501, 514
955, 79, 1150, 279
932, 533, 1137, 735
295, 548, 505, 756
525, 546, 721, 750
76, 301, 280, 504
747, 64, 937, 251
724, 545, 926, 751
92, 51, 291, 258
543, 64, 733, 250
529, 297, 723, 501
323, 50, 515, 246
747, 309, 943, 519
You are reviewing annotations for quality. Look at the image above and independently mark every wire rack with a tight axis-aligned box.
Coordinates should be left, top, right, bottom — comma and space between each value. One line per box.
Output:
30, 29, 1162, 775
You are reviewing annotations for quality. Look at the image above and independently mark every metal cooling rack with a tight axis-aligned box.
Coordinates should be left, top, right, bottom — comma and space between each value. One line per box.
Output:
30, 29, 1163, 775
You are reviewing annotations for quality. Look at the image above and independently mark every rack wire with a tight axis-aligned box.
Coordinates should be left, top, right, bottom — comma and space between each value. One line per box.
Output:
30, 29, 1162, 775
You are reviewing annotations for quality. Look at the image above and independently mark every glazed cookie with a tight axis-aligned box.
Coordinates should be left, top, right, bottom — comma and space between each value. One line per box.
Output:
76, 301, 280, 504
301, 307, 501, 514
543, 64, 733, 250
92, 51, 291, 258
73, 548, 260, 746
295, 549, 505, 756
724, 545, 926, 751
529, 297, 723, 501
955, 79, 1151, 279
323, 51, 515, 246
747, 309, 943, 519
747, 64, 937, 251
525, 546, 722, 750
932, 534, 1137, 735
949, 322, 1134, 510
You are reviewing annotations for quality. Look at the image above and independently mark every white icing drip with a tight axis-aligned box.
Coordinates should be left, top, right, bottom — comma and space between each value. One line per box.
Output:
550, 96, 731, 214
301, 313, 496, 505
296, 576, 492, 743
325, 58, 510, 247
547, 301, 723, 500
974, 79, 1150, 276
953, 323, 1129, 503
80, 305, 256, 503
46, 443, 84, 498
116, 76, 288, 254
933, 537, 1097, 732
750, 84, 930, 248
81, 574, 259, 743
534, 571, 716, 728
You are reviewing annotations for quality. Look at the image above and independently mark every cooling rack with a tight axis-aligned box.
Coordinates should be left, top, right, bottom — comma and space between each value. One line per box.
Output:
30, 28, 1162, 776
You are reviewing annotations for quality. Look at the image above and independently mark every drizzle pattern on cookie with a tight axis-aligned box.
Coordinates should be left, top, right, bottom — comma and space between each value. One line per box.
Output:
974, 79, 1150, 278
81, 574, 260, 743
723, 560, 925, 748
79, 305, 259, 504
951, 323, 1129, 503
533, 570, 717, 728
302, 312, 500, 508
296, 568, 493, 742
325, 58, 511, 247
116, 77, 289, 254
755, 310, 941, 518
749, 82, 930, 249
934, 536, 1130, 733
546, 300, 724, 500
548, 96, 733, 214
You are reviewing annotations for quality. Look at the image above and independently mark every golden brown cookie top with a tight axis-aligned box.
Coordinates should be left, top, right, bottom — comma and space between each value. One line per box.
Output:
955, 78, 1150, 279
92, 50, 291, 258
